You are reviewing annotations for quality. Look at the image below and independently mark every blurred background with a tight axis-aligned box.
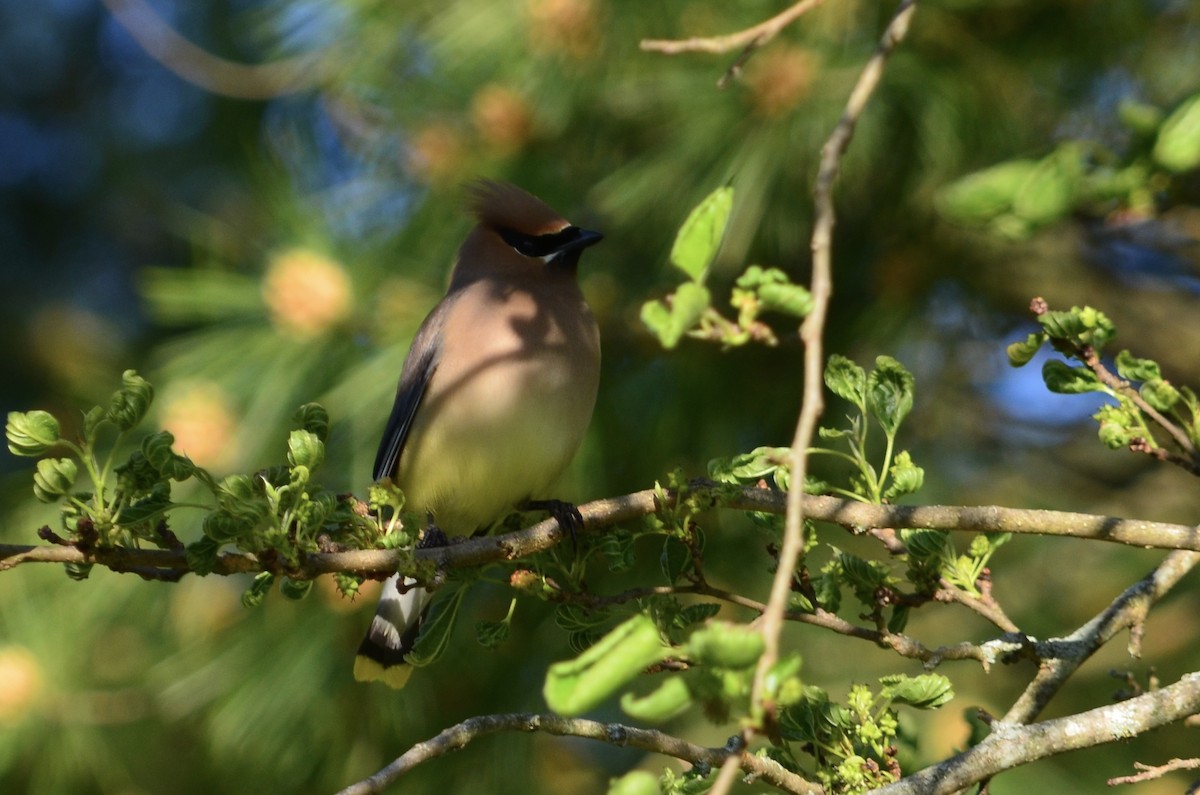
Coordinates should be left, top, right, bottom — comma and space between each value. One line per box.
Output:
2, 0, 1199, 792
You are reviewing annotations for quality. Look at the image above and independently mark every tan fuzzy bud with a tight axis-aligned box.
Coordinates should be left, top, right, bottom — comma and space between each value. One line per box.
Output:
262, 248, 354, 339
526, 0, 602, 59
471, 84, 534, 154
745, 46, 817, 118
0, 646, 42, 724
159, 380, 236, 470
406, 123, 468, 185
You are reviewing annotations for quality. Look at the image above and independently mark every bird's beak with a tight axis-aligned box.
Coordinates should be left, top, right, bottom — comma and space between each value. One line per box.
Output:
560, 228, 604, 253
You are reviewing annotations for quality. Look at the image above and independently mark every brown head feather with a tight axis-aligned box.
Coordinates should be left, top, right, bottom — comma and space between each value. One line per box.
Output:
466, 180, 570, 236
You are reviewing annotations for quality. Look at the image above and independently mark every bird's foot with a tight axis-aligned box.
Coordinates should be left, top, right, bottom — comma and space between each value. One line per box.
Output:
418, 524, 449, 549
521, 499, 584, 547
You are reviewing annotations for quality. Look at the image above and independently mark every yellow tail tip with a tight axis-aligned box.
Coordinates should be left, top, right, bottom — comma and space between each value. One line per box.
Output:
354, 655, 415, 689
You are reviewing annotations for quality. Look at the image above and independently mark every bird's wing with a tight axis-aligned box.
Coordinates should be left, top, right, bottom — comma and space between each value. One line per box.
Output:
371, 297, 454, 482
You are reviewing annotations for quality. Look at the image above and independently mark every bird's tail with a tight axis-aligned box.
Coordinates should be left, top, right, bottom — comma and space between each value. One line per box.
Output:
354, 574, 434, 689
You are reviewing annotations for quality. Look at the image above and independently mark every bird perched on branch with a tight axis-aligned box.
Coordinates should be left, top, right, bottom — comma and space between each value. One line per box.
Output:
354, 181, 603, 688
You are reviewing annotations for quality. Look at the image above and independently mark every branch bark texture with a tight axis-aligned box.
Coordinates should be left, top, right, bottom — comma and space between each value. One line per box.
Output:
4, 486, 1198, 579
871, 672, 1200, 795
335, 712, 822, 795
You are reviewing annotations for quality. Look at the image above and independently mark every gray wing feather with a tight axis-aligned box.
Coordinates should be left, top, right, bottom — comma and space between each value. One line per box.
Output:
372, 297, 454, 481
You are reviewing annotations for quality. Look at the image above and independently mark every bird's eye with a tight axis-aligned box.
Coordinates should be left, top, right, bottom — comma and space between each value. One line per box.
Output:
498, 227, 568, 259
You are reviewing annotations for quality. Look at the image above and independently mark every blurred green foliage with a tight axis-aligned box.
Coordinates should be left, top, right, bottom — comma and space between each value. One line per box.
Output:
3, 0, 1200, 794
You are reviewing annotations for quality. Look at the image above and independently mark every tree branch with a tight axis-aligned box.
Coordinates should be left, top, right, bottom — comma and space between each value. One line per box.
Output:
1081, 346, 1198, 459
99, 0, 324, 100
640, 0, 828, 56
869, 671, 1200, 795
717, 4, 922, 794
4, 486, 1199, 579
334, 712, 822, 795
1001, 549, 1200, 725
1108, 757, 1200, 787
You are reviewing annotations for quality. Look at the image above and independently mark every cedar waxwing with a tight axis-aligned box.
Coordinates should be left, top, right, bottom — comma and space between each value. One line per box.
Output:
354, 181, 603, 688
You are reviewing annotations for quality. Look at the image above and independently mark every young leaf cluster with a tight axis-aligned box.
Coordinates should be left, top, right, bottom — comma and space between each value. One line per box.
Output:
1008, 302, 1200, 473
936, 90, 1200, 239
6, 373, 385, 599
778, 675, 953, 794
812, 354, 923, 505
641, 186, 812, 349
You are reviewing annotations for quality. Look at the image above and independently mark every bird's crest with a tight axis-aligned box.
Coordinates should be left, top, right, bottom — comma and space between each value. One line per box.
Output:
467, 180, 570, 237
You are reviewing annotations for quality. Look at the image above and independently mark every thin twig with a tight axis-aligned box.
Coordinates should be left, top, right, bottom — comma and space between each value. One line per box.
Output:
561, 581, 1007, 668
640, 0, 828, 55
98, 0, 323, 100
1081, 347, 1199, 458
335, 712, 822, 795
1108, 757, 1200, 787
5, 486, 1200, 579
743, 8, 920, 791
1001, 549, 1200, 725
869, 671, 1200, 795
936, 581, 1021, 634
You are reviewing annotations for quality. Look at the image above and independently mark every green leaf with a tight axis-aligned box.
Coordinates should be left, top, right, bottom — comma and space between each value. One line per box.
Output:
279, 577, 314, 600
708, 446, 790, 487
764, 654, 805, 708
660, 767, 716, 795
674, 603, 721, 631
32, 458, 78, 503
475, 619, 511, 650
936, 159, 1038, 225
1013, 145, 1081, 225
736, 266, 813, 317
117, 493, 172, 525
607, 770, 662, 795
64, 562, 93, 581
1038, 306, 1116, 350
670, 186, 734, 281
640, 282, 711, 349
660, 537, 693, 584
811, 568, 842, 613
554, 603, 612, 633
106, 370, 154, 431
241, 572, 275, 608
685, 622, 764, 670
6, 410, 61, 457
620, 675, 693, 723
1140, 379, 1180, 412
202, 510, 255, 543
867, 356, 915, 435
901, 528, 953, 562
543, 614, 669, 716
82, 405, 106, 439
406, 584, 468, 667
1095, 406, 1133, 448
218, 473, 258, 504
1153, 93, 1200, 173
142, 431, 195, 481
884, 450, 924, 500
837, 551, 889, 598
1041, 360, 1104, 394
598, 531, 636, 572
287, 429, 325, 470
888, 606, 910, 633
1114, 350, 1161, 382
879, 673, 954, 710
293, 403, 331, 442
1006, 332, 1045, 367
1118, 100, 1164, 136
185, 537, 220, 576
825, 354, 867, 408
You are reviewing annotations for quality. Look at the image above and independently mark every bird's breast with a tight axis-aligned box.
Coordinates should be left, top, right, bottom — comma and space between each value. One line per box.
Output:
396, 282, 600, 533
